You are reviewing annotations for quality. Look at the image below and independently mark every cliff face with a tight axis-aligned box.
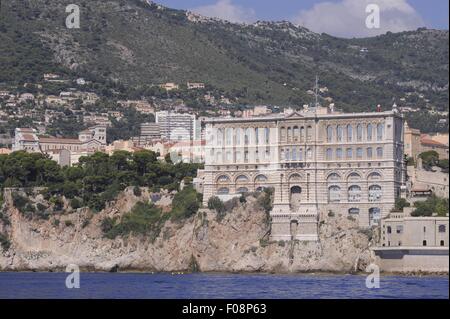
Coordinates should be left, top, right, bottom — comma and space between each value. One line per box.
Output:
0, 188, 375, 273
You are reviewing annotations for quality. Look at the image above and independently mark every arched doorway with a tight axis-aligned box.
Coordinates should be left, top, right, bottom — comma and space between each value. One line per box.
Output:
290, 186, 302, 211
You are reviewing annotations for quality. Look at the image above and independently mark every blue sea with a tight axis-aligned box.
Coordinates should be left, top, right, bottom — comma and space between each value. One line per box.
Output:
0, 272, 448, 299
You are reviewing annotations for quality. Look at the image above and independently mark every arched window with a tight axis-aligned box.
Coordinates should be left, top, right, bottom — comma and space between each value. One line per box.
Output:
217, 187, 229, 195
387, 226, 392, 234
367, 124, 373, 141
348, 185, 362, 202
377, 123, 384, 141
264, 128, 270, 144
337, 125, 343, 142
327, 173, 341, 181
348, 172, 361, 181
226, 151, 232, 162
376, 147, 383, 158
357, 124, 363, 141
369, 208, 381, 226
356, 148, 363, 158
327, 125, 333, 142
287, 127, 292, 141
292, 147, 298, 161
217, 175, 230, 183
306, 148, 312, 159
280, 127, 286, 141
235, 151, 242, 162
235, 128, 241, 145
244, 128, 251, 145
368, 172, 382, 180
216, 151, 222, 162
217, 128, 224, 146
293, 126, 299, 141
226, 128, 233, 145
367, 147, 373, 158
328, 185, 341, 203
300, 127, 305, 141
237, 187, 249, 194
346, 148, 353, 159
236, 175, 249, 183
285, 148, 290, 161
347, 124, 353, 142
369, 185, 382, 202
280, 149, 285, 160
298, 148, 303, 161
326, 148, 333, 160
336, 148, 343, 159
306, 126, 313, 141
255, 175, 268, 182
439, 225, 446, 233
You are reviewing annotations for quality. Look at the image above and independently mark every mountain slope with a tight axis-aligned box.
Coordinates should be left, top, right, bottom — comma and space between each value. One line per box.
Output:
0, 0, 448, 111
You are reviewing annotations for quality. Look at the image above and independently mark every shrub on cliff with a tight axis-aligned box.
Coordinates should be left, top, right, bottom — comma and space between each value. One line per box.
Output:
0, 233, 11, 251
0, 210, 10, 226
170, 186, 200, 221
103, 202, 166, 240
208, 196, 225, 214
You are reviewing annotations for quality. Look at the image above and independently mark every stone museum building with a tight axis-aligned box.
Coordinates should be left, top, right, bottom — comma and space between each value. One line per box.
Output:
198, 105, 405, 241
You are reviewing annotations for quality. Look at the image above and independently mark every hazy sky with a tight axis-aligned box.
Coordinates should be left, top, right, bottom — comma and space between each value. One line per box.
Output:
155, 0, 449, 38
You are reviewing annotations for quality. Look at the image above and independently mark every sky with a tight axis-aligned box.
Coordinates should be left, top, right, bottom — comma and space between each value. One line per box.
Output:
154, 0, 449, 38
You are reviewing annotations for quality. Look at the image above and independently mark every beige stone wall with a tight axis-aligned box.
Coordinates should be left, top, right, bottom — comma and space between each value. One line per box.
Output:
201, 110, 405, 240
373, 248, 449, 272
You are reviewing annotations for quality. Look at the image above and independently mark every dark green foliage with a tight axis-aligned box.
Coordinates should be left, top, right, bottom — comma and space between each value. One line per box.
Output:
394, 198, 411, 211
411, 196, 449, 217
103, 203, 166, 240
438, 159, 449, 173
101, 217, 117, 233
133, 186, 142, 197
419, 151, 440, 169
208, 196, 225, 214
0, 233, 11, 251
70, 198, 82, 209
256, 188, 274, 213
12, 193, 29, 211
170, 186, 200, 221
0, 150, 202, 212
64, 220, 74, 227
0, 210, 10, 226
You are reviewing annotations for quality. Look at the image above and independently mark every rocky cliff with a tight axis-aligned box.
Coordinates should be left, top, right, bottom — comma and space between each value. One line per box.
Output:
0, 188, 375, 273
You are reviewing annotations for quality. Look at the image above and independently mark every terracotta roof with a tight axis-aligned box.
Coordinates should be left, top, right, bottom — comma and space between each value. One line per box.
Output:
17, 128, 35, 133
38, 137, 81, 144
21, 134, 38, 142
420, 136, 448, 148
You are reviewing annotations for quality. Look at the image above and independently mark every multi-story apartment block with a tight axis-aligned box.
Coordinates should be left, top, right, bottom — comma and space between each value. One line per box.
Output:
155, 111, 197, 142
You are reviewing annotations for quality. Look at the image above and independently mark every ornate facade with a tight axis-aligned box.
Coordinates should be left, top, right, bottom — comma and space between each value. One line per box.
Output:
199, 106, 406, 241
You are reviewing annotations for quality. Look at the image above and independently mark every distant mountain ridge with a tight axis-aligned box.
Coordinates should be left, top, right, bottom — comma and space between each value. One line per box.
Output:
0, 0, 448, 112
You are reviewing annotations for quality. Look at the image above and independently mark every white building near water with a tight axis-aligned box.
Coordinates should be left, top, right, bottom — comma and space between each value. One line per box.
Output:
197, 105, 406, 241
